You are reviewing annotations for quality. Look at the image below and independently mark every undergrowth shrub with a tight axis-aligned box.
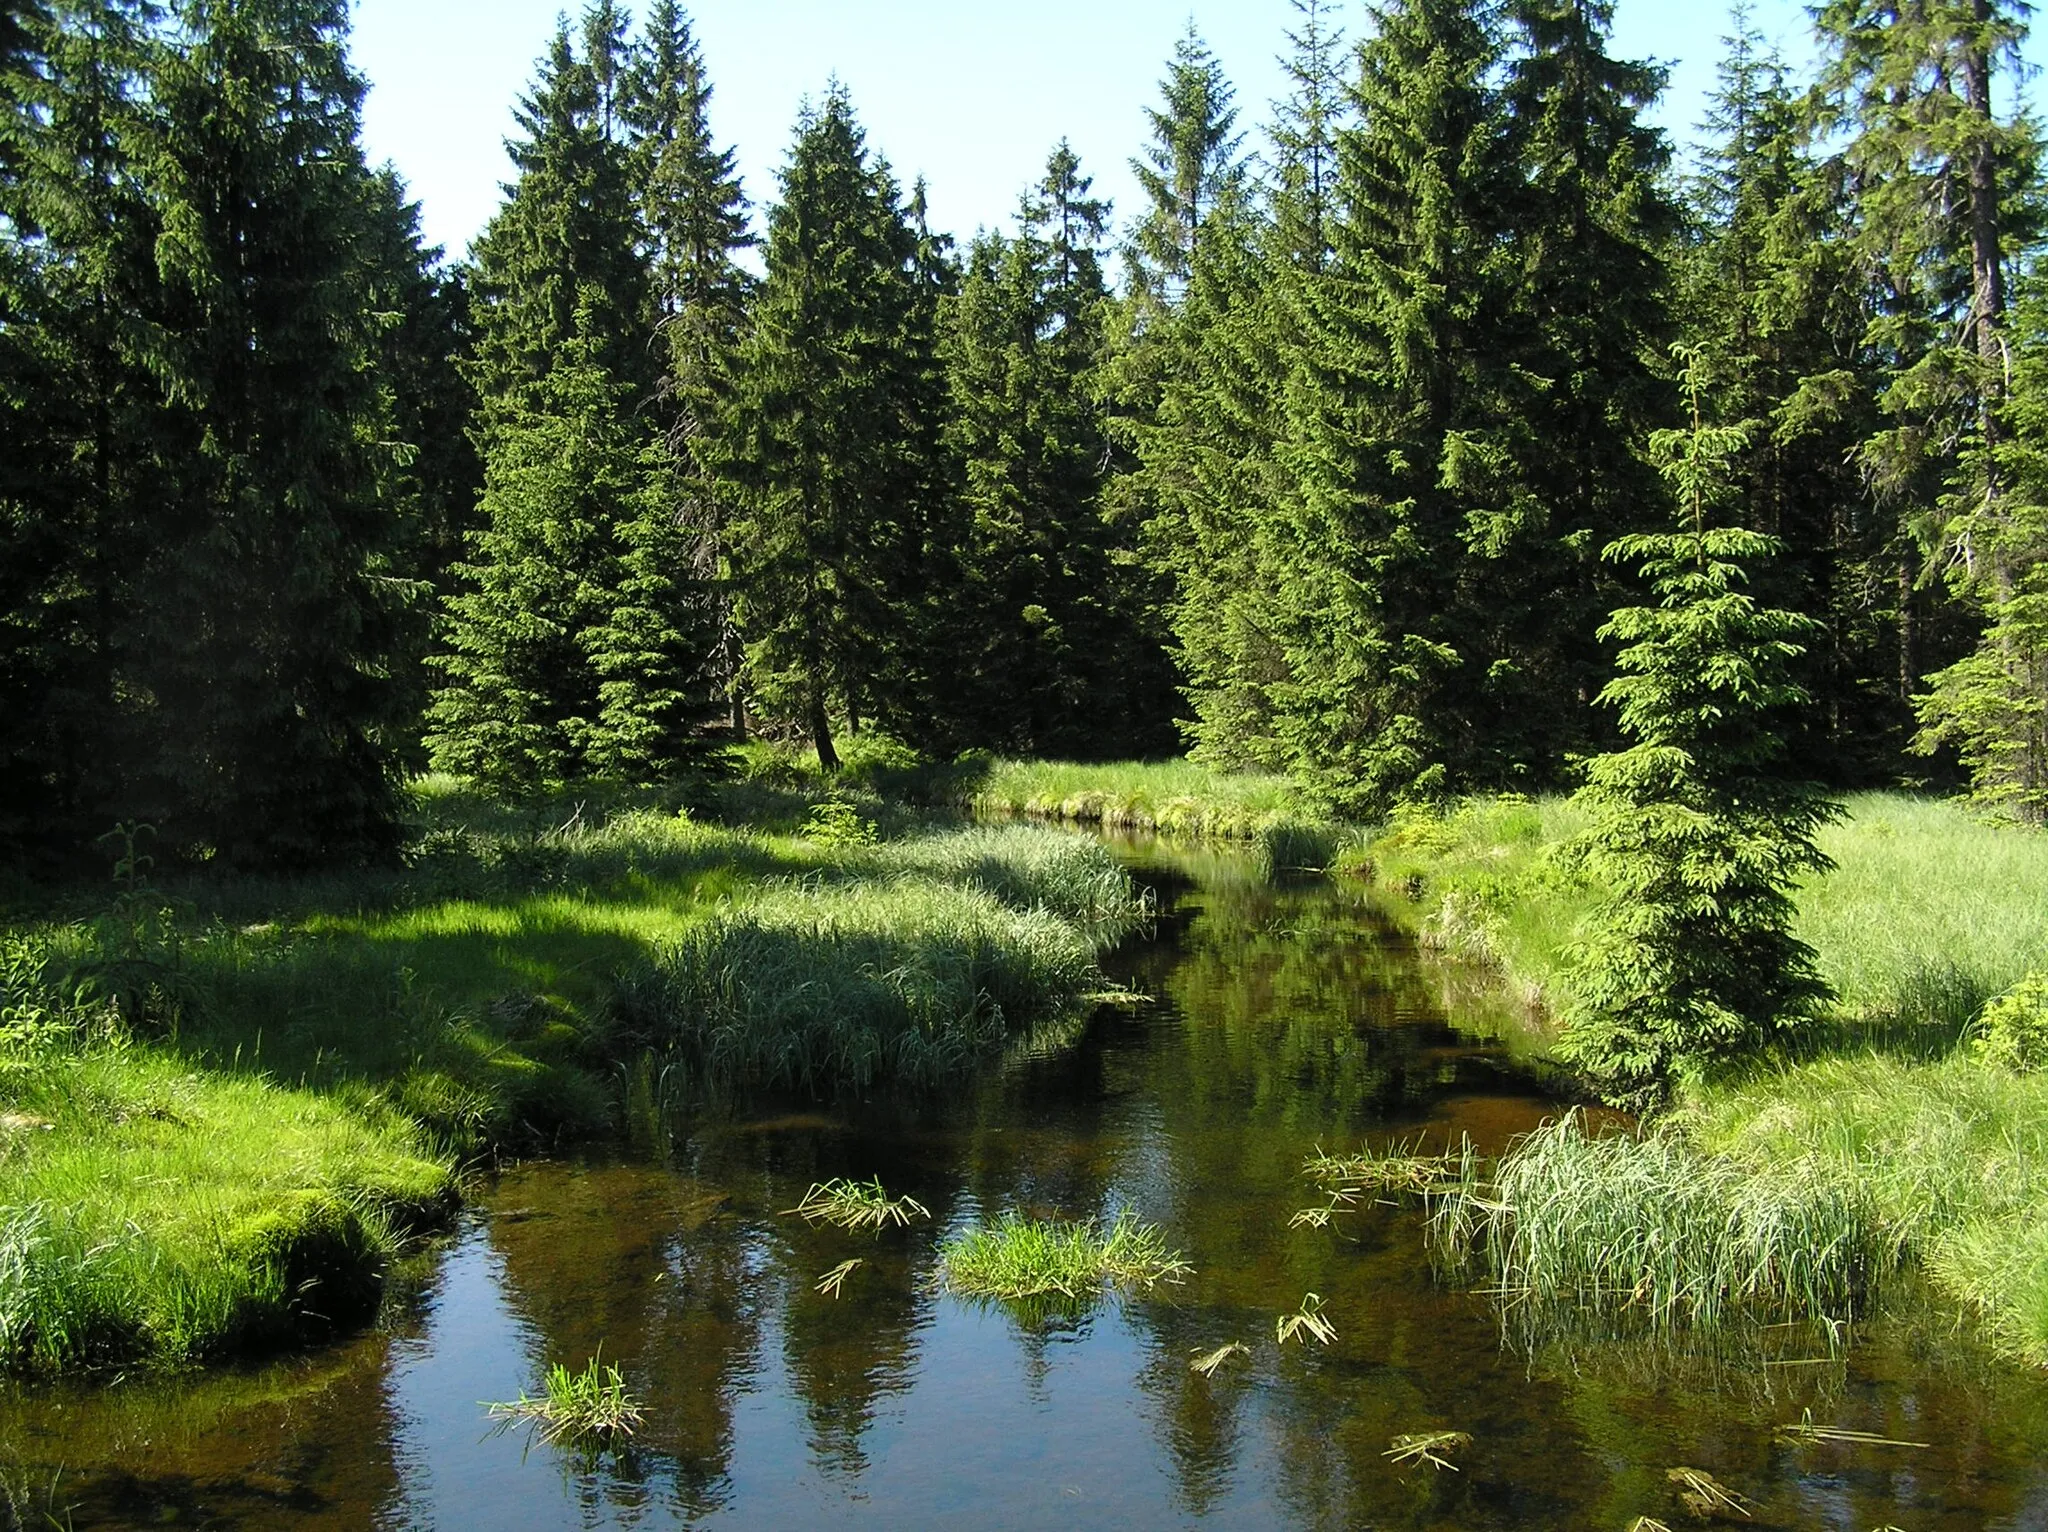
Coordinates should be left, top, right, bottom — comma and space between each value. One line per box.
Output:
1972, 971, 2048, 1072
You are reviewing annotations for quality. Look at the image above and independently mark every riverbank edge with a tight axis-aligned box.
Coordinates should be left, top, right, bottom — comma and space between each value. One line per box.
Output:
0, 784, 1151, 1377
1340, 791, 2048, 1363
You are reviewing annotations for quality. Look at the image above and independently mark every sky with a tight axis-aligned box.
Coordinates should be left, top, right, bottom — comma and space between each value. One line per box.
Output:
349, 1, 2040, 264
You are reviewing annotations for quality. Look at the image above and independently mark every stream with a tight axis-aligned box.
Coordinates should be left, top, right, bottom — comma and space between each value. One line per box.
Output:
8, 835, 2048, 1529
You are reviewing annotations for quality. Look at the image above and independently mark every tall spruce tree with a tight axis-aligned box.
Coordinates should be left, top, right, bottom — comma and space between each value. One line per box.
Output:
621, 0, 752, 732
0, 0, 158, 858
429, 295, 711, 786
1680, 6, 1894, 780
940, 143, 1155, 755
719, 84, 942, 769
1560, 346, 1839, 1107
1476, 0, 1677, 776
1812, 0, 2048, 806
125, 0, 411, 864
466, 10, 649, 424
1256, 0, 1514, 809
1126, 22, 1247, 306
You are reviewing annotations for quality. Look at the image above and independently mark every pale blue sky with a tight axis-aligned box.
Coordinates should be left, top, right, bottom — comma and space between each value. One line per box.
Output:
350, 1, 2042, 263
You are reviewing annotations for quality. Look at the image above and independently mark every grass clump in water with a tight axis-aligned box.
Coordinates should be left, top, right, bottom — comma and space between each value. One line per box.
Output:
1385, 1430, 1471, 1472
484, 1352, 645, 1449
1432, 1113, 1884, 1336
785, 1177, 929, 1232
939, 1212, 1189, 1304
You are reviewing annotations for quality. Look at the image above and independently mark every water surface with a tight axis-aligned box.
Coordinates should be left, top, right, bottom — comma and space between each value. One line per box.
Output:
10, 837, 2048, 1530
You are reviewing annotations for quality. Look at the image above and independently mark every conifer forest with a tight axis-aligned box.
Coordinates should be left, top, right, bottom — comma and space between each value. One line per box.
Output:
7, 1, 2048, 1527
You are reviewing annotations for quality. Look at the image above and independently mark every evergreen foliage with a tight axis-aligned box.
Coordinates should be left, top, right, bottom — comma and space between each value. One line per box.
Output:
718, 84, 946, 770
1559, 347, 1840, 1106
938, 144, 1171, 757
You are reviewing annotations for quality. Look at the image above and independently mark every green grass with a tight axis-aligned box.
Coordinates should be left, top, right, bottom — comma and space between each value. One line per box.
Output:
1680, 1053, 2048, 1362
0, 777, 1141, 1374
1351, 792, 2048, 1044
484, 1352, 645, 1449
0, 1047, 450, 1373
612, 877, 1107, 1093
966, 758, 1330, 845
1353, 790, 2048, 1360
939, 1211, 1191, 1305
1430, 1113, 1884, 1337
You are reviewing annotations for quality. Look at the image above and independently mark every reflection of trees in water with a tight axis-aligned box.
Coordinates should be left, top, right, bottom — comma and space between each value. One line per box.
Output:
483, 1162, 760, 1520
691, 1114, 946, 1483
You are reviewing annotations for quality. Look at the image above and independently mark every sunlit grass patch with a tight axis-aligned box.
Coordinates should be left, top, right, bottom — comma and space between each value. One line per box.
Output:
614, 879, 1105, 1092
0, 1049, 451, 1373
1432, 1113, 1885, 1337
969, 758, 1325, 843
861, 825, 1147, 933
939, 1212, 1190, 1304
785, 1177, 929, 1232
484, 1352, 644, 1449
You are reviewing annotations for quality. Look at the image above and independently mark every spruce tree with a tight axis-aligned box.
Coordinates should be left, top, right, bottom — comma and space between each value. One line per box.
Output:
1257, 0, 1510, 808
1126, 21, 1246, 305
1680, 6, 1892, 780
121, 0, 414, 865
429, 298, 654, 788
1559, 346, 1839, 1107
466, 11, 649, 425
621, 0, 752, 731
719, 84, 941, 769
1479, 0, 1677, 775
940, 144, 1144, 755
1914, 274, 2048, 821
0, 0, 158, 857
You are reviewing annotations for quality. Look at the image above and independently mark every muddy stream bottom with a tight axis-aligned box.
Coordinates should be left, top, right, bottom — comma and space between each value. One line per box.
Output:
8, 836, 2048, 1529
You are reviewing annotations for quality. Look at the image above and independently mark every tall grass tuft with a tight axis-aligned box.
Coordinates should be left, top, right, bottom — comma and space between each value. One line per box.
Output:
1432, 1113, 1886, 1336
939, 1212, 1190, 1305
484, 1352, 645, 1449
612, 879, 1103, 1093
860, 825, 1147, 934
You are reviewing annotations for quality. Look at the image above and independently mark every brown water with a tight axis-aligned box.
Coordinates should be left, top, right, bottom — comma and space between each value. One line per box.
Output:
9, 836, 2048, 1530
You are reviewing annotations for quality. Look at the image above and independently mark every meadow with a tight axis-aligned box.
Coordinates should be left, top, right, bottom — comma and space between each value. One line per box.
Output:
0, 761, 1143, 1373
1350, 792, 2048, 1361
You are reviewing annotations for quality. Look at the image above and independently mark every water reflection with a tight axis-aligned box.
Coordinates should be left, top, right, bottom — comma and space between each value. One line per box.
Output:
10, 836, 2048, 1528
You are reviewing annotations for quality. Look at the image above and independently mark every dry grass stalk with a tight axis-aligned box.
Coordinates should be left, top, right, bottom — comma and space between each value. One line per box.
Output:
1189, 1341, 1250, 1377
1384, 1430, 1472, 1472
1666, 1466, 1752, 1520
1276, 1292, 1336, 1346
1773, 1410, 1927, 1449
785, 1176, 929, 1233
815, 1258, 862, 1298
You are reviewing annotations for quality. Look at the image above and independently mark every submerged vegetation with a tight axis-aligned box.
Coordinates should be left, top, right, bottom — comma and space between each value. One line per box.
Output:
938, 1212, 1190, 1306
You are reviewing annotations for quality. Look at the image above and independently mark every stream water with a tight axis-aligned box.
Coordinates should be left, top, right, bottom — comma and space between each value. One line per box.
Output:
9, 836, 2048, 1530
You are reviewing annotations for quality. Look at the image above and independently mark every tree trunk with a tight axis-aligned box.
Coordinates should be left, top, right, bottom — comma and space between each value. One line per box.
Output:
810, 687, 839, 772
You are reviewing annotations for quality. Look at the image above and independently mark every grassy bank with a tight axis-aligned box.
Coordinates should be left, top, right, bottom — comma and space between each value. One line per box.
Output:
0, 778, 1140, 1374
1352, 792, 2048, 1361
960, 757, 1349, 872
